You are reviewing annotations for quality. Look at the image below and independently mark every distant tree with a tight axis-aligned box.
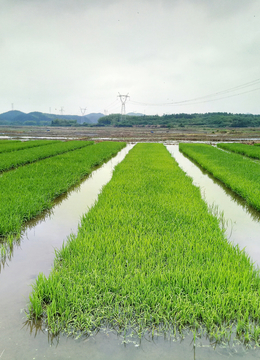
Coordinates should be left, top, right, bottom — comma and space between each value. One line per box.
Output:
91, 112, 260, 128
51, 119, 77, 127
24, 120, 37, 126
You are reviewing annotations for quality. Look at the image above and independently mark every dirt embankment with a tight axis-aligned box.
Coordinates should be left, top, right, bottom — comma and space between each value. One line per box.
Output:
1, 125, 260, 143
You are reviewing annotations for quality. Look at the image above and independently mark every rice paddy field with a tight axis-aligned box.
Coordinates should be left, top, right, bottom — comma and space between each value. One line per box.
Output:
179, 143, 260, 211
27, 143, 260, 344
217, 142, 260, 160
0, 140, 94, 172
2, 140, 260, 359
0, 139, 19, 145
0, 139, 58, 153
0, 141, 125, 250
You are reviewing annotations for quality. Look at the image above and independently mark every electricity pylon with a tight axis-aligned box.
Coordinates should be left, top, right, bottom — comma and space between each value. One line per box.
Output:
80, 107, 87, 124
80, 107, 87, 116
118, 93, 129, 121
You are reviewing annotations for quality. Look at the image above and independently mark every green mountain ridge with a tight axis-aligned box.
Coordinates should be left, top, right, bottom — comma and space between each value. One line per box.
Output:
0, 111, 104, 126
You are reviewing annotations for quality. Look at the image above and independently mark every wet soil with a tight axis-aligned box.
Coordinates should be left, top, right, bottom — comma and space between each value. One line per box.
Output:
1, 125, 260, 143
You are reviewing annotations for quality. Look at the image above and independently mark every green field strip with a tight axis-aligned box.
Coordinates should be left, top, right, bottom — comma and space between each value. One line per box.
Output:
0, 140, 20, 145
179, 143, 260, 211
0, 139, 59, 154
28, 143, 260, 343
0, 141, 125, 237
217, 142, 260, 160
0, 140, 94, 172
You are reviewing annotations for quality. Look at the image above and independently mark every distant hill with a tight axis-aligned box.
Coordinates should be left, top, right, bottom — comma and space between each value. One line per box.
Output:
0, 110, 25, 121
0, 111, 104, 126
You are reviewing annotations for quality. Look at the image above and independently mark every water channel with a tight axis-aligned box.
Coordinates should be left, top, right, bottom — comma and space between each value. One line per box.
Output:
1, 143, 260, 359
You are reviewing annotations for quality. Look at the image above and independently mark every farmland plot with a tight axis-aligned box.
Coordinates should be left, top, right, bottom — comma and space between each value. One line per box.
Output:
0, 141, 125, 238
0, 139, 58, 153
29, 143, 260, 343
0, 140, 19, 145
180, 143, 260, 211
217, 142, 260, 160
0, 140, 93, 172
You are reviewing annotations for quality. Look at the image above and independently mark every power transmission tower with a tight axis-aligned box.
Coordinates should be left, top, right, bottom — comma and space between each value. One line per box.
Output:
80, 107, 87, 124
80, 107, 87, 116
60, 107, 64, 116
118, 93, 129, 121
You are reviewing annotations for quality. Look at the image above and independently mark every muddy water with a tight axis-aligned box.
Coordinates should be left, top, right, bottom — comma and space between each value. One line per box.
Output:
1, 144, 260, 359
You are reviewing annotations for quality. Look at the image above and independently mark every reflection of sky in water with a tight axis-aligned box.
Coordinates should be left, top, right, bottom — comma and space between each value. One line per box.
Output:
167, 145, 260, 267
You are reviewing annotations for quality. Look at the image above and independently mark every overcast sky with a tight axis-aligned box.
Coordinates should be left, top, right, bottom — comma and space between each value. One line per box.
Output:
1, 0, 260, 116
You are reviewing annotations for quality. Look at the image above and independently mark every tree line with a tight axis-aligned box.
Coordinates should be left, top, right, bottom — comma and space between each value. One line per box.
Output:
97, 113, 260, 128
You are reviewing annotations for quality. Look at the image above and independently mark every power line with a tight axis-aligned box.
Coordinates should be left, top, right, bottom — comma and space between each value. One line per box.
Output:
129, 78, 260, 107
175, 86, 260, 107
105, 99, 119, 109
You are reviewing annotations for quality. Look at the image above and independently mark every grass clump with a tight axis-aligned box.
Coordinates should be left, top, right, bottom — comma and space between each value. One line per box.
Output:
28, 143, 260, 344
179, 143, 260, 211
217, 142, 260, 160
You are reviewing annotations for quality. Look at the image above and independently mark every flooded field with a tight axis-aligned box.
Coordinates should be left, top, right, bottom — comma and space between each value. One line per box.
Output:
1, 143, 260, 359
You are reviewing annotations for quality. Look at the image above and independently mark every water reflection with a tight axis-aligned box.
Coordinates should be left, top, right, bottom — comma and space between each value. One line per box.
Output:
22, 318, 46, 339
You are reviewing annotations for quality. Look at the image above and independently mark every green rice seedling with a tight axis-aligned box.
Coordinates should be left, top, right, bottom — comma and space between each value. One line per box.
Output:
28, 143, 260, 344
0, 140, 93, 172
179, 143, 260, 211
0, 140, 20, 144
217, 142, 260, 160
0, 139, 58, 154
0, 141, 125, 238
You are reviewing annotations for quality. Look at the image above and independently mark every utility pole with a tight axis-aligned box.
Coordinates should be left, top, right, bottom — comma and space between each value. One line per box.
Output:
118, 93, 129, 121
